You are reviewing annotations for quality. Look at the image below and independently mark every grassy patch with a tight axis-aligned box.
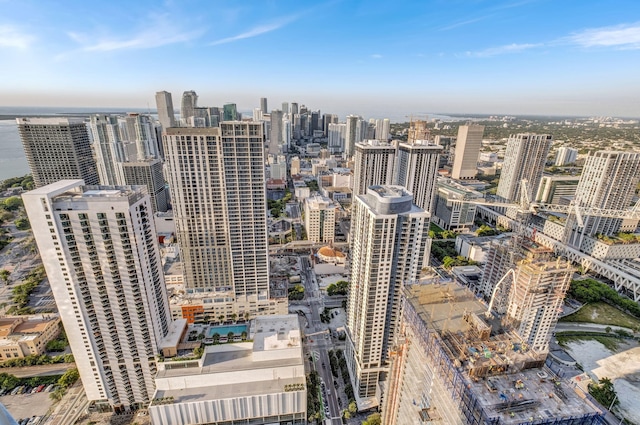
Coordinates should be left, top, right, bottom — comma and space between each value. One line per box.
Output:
560, 302, 640, 330
556, 333, 622, 351
429, 222, 444, 233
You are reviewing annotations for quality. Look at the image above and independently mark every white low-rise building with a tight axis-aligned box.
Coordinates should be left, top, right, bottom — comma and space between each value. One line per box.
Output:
149, 315, 306, 425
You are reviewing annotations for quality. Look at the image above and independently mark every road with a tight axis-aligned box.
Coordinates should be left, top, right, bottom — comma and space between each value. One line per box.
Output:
300, 255, 343, 425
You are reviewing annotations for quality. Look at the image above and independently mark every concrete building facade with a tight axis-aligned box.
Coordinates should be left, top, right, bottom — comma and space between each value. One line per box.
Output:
451, 124, 484, 180
155, 91, 177, 130
304, 194, 337, 243
496, 133, 552, 203
23, 181, 173, 409
346, 186, 430, 407
17, 118, 99, 188
394, 140, 442, 214
352, 140, 396, 198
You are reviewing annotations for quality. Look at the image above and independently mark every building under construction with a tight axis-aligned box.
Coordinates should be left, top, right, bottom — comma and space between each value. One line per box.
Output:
382, 283, 604, 425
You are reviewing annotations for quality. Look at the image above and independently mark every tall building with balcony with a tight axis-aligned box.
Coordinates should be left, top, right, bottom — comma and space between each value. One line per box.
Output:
555, 146, 578, 166
121, 159, 169, 213
163, 123, 273, 314
89, 115, 125, 186
496, 133, 552, 203
352, 140, 396, 198
304, 194, 337, 243
346, 186, 430, 409
17, 118, 99, 188
394, 140, 442, 214
572, 151, 640, 239
451, 124, 484, 180
23, 180, 174, 410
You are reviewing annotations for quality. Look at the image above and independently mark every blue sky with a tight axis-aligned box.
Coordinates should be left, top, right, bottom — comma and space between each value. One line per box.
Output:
1, 0, 640, 118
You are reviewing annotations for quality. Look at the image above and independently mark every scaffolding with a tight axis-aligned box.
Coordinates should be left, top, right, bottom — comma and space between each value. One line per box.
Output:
391, 284, 606, 425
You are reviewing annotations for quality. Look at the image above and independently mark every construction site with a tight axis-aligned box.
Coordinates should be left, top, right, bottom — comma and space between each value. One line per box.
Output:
383, 282, 605, 425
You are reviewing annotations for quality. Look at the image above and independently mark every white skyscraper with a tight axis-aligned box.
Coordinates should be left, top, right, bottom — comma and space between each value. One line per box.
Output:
346, 186, 430, 405
496, 133, 552, 203
572, 151, 640, 238
451, 124, 484, 180
304, 194, 337, 243
394, 140, 442, 213
554, 146, 578, 166
89, 115, 125, 186
121, 113, 161, 160
23, 180, 173, 409
328, 122, 346, 153
163, 123, 271, 304
352, 140, 396, 197
155, 91, 177, 130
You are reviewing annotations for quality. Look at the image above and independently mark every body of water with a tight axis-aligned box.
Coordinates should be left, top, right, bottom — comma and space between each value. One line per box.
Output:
0, 120, 29, 182
208, 324, 247, 337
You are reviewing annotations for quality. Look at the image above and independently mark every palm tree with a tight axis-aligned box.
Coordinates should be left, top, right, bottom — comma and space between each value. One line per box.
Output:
218, 315, 225, 323
227, 331, 235, 340
212, 333, 220, 344
241, 331, 248, 341
230, 313, 237, 323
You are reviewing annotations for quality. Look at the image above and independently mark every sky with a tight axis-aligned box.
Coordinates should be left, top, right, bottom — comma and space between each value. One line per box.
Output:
1, 0, 640, 118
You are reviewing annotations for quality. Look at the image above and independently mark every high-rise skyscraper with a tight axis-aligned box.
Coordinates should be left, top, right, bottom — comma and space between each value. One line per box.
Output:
121, 159, 169, 213
23, 180, 173, 409
394, 140, 442, 213
504, 258, 572, 353
345, 115, 361, 156
451, 124, 484, 180
496, 133, 552, 203
155, 91, 177, 129
290, 102, 299, 116
328, 123, 346, 153
223, 103, 238, 121
554, 146, 578, 166
89, 115, 125, 186
122, 113, 161, 160
346, 185, 430, 403
260, 97, 268, 114
571, 151, 640, 239
163, 123, 270, 303
269, 109, 283, 155
180, 90, 198, 123
17, 117, 99, 188
281, 102, 289, 115
352, 140, 396, 197
304, 194, 337, 243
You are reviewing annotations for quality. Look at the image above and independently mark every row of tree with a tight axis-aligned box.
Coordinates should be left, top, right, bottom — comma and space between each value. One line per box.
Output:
569, 279, 640, 318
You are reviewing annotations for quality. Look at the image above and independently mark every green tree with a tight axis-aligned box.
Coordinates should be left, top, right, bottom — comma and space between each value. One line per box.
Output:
212, 333, 220, 344
588, 377, 618, 410
58, 368, 79, 389
14, 217, 30, 230
2, 197, 22, 211
363, 412, 381, 425
0, 269, 9, 283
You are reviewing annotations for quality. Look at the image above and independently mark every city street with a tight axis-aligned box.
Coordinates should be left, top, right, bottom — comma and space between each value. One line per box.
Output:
300, 255, 343, 425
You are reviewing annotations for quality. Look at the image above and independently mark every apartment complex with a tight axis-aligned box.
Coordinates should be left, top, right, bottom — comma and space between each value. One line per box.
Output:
304, 194, 337, 243
497, 133, 552, 203
121, 159, 169, 213
352, 140, 396, 197
155, 91, 177, 130
17, 117, 99, 188
346, 186, 430, 408
163, 123, 272, 313
23, 180, 174, 409
394, 140, 442, 213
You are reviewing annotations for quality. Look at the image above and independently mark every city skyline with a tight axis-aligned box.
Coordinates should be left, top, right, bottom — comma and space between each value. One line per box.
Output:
1, 1, 640, 117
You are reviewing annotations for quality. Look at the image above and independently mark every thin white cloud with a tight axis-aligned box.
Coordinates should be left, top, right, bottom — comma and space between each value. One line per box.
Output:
466, 43, 542, 57
567, 23, 640, 49
67, 14, 203, 52
209, 15, 298, 46
371, 54, 382, 59
439, 15, 492, 31
0, 25, 35, 49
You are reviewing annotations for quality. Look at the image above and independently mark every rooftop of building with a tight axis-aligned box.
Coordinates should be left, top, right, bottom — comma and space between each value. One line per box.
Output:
154, 374, 304, 405
0, 315, 59, 339
403, 283, 601, 423
16, 117, 85, 125
317, 246, 345, 258
368, 185, 411, 199
306, 194, 337, 209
